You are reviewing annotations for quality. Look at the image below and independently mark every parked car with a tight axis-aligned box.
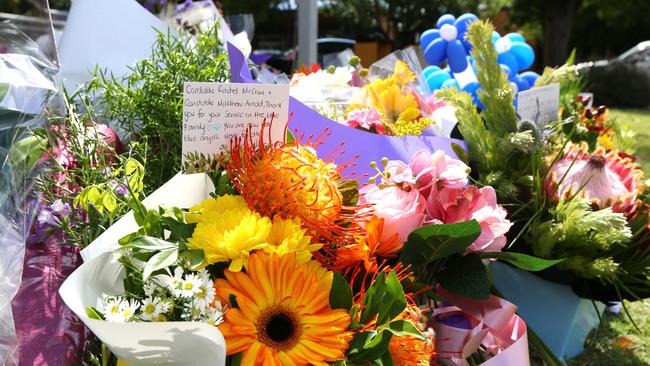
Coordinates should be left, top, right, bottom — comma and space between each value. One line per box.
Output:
578, 41, 650, 108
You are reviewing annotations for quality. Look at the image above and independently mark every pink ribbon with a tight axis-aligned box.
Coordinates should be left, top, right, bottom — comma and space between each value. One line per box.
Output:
431, 286, 530, 366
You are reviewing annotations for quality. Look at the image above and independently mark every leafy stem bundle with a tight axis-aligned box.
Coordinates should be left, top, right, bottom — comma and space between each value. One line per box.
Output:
90, 24, 230, 190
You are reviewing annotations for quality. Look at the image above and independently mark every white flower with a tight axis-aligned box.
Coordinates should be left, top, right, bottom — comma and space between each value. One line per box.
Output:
143, 281, 158, 297
197, 268, 211, 283
141, 297, 162, 321
158, 267, 184, 297
179, 273, 203, 298
99, 296, 139, 323
193, 283, 216, 311
203, 302, 226, 326
119, 299, 140, 322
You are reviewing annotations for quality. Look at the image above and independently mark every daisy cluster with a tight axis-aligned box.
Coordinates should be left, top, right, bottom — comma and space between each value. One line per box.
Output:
97, 265, 225, 325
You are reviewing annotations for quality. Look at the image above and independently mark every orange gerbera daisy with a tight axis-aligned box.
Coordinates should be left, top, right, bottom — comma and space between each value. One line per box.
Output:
215, 251, 353, 365
227, 120, 367, 266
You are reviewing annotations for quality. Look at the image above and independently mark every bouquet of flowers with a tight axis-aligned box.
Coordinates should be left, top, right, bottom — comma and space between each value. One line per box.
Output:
59, 103, 557, 365
438, 19, 650, 302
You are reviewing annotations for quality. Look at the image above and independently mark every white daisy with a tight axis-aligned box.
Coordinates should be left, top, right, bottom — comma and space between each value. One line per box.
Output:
118, 299, 140, 322
179, 273, 203, 298
193, 282, 216, 311
141, 297, 162, 321
157, 267, 184, 297
203, 302, 226, 326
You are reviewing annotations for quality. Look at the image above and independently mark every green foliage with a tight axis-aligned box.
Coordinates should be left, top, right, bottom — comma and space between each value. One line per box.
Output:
531, 199, 632, 279
91, 25, 230, 190
468, 21, 518, 136
438, 21, 539, 203
399, 220, 482, 273
36, 100, 147, 248
330, 272, 353, 310
480, 252, 564, 271
437, 254, 490, 300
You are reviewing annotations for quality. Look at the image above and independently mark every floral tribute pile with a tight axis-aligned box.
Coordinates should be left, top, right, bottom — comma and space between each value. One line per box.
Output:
76, 114, 543, 365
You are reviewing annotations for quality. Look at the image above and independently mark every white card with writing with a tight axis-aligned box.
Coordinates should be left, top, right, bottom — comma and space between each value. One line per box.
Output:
182, 82, 289, 172
517, 83, 560, 126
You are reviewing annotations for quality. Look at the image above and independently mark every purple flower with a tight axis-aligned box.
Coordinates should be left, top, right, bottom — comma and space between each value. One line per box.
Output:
37, 208, 60, 227
50, 199, 71, 218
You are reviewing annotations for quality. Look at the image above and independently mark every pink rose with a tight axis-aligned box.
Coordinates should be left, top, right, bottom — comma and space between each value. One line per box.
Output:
425, 185, 512, 253
409, 150, 470, 196
347, 108, 385, 134
383, 159, 414, 185
359, 184, 426, 243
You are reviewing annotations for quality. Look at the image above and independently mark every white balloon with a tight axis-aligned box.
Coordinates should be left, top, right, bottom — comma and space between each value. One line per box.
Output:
439, 24, 458, 42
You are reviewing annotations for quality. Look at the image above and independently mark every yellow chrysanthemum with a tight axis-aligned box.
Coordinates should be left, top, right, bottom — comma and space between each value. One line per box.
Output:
187, 197, 272, 272
397, 106, 421, 123
187, 195, 321, 271
376, 84, 419, 121
392, 60, 416, 85
216, 251, 353, 365
185, 194, 250, 224
265, 217, 323, 263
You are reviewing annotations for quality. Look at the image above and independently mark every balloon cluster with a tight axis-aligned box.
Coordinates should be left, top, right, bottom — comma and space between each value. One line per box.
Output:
420, 13, 540, 108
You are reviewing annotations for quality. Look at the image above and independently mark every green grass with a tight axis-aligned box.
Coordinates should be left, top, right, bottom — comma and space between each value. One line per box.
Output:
564, 109, 650, 366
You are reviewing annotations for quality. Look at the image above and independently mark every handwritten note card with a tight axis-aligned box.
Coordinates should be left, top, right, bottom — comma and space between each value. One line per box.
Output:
182, 82, 289, 170
517, 83, 560, 126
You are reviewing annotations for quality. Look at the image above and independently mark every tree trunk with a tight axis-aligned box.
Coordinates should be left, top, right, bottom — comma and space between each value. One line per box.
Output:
542, 0, 581, 67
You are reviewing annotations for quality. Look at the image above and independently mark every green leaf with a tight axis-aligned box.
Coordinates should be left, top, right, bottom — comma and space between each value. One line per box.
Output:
382, 320, 426, 340
101, 189, 118, 213
481, 252, 564, 271
370, 351, 394, 366
347, 330, 393, 362
399, 220, 482, 270
360, 273, 386, 323
86, 306, 105, 320
122, 236, 177, 251
437, 254, 490, 300
286, 129, 296, 143
142, 248, 178, 281
451, 142, 469, 164
376, 271, 407, 326
180, 249, 205, 270
330, 272, 353, 310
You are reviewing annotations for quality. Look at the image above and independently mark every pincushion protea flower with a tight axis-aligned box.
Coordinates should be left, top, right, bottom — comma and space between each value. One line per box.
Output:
227, 120, 367, 266
546, 143, 645, 216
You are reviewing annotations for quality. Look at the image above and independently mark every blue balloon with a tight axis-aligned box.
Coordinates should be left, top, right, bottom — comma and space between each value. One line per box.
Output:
424, 38, 447, 66
500, 64, 514, 80
441, 78, 460, 89
497, 52, 519, 75
454, 13, 479, 51
420, 29, 440, 50
492, 31, 501, 44
426, 69, 452, 90
462, 81, 484, 109
436, 14, 456, 28
510, 42, 535, 71
513, 74, 530, 92
520, 71, 540, 87
422, 65, 441, 79
505, 32, 526, 43
447, 40, 469, 73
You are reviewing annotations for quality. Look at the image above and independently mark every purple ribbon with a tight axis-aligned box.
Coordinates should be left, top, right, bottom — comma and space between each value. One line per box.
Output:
227, 42, 468, 182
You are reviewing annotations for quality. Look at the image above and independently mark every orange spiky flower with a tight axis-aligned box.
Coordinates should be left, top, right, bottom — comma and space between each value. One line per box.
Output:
388, 306, 437, 366
227, 115, 368, 267
335, 215, 403, 271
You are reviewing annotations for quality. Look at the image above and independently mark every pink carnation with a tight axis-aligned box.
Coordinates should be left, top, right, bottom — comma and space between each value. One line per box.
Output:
359, 184, 426, 243
346, 108, 385, 134
425, 185, 512, 253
